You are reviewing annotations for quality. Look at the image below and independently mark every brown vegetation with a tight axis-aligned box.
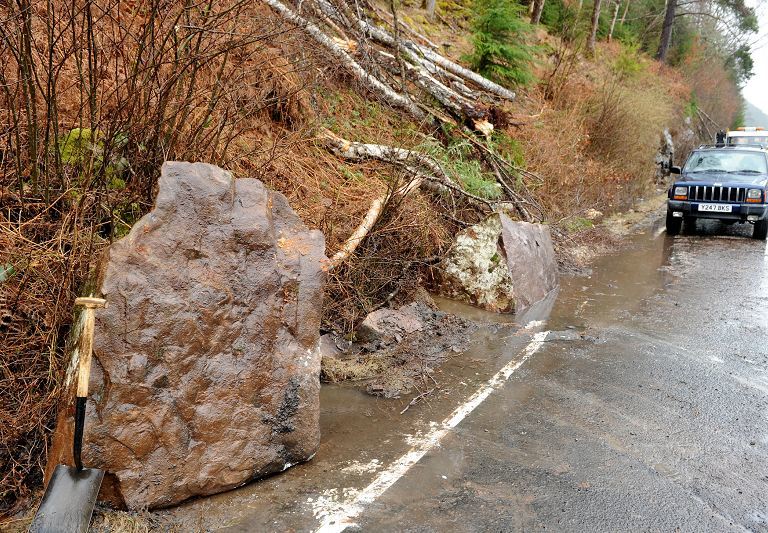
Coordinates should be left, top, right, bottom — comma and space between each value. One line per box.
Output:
521, 42, 680, 221
0, 0, 325, 513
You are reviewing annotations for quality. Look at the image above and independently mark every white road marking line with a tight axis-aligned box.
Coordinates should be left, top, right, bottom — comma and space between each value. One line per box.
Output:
314, 330, 550, 533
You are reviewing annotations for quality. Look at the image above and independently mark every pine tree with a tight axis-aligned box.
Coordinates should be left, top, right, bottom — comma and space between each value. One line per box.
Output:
464, 0, 536, 86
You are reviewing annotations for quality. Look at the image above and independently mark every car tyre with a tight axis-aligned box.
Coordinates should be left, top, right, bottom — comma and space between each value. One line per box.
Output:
666, 210, 682, 235
753, 219, 768, 240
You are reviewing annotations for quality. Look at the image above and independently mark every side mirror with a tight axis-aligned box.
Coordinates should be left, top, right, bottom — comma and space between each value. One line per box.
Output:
670, 166, 681, 175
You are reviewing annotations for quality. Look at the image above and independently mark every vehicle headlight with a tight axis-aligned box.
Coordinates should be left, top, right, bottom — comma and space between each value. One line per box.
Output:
747, 189, 763, 203
673, 186, 687, 198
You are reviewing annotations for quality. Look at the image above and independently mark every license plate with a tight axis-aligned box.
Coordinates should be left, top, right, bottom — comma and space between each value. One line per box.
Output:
698, 203, 733, 213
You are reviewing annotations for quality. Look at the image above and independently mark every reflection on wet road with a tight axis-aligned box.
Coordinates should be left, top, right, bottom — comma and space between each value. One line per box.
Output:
160, 217, 768, 531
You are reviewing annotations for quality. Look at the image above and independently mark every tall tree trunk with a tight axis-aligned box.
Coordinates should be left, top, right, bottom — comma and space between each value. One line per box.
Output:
620, 0, 631, 24
424, 0, 436, 19
587, 0, 603, 56
656, 0, 676, 62
607, 0, 621, 41
531, 0, 546, 24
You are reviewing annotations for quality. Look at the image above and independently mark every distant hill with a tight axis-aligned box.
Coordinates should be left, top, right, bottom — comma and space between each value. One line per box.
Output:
744, 101, 768, 127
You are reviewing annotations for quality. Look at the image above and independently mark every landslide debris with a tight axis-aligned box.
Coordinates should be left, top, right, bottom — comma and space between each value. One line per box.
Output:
321, 301, 478, 398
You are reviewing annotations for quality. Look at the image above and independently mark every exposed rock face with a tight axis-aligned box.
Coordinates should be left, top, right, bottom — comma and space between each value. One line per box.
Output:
438, 213, 558, 313
46, 162, 326, 510
499, 215, 558, 310
655, 128, 675, 179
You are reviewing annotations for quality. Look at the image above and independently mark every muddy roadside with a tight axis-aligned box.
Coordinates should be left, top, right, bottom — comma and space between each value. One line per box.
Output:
318, 192, 668, 403
556, 192, 667, 272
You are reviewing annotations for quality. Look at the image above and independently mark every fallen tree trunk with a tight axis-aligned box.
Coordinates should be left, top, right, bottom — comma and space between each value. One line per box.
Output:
377, 51, 486, 122
327, 197, 386, 269
263, 0, 425, 121
314, 0, 516, 102
321, 129, 494, 269
327, 172, 426, 269
320, 129, 454, 183
409, 45, 516, 101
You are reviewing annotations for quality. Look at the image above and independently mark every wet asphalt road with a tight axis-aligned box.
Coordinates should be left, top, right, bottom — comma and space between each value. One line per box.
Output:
161, 216, 768, 532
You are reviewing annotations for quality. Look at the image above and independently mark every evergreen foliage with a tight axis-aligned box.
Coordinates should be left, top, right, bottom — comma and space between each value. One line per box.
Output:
464, 0, 536, 86
539, 0, 580, 38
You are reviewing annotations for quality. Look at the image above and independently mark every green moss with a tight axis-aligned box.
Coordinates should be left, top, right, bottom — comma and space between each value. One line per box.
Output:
58, 128, 95, 165
563, 217, 595, 232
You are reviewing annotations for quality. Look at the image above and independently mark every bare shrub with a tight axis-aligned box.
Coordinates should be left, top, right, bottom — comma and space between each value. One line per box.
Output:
518, 40, 683, 223
587, 74, 672, 180
0, 0, 325, 514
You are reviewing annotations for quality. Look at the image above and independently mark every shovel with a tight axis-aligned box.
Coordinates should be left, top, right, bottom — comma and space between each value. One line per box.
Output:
29, 296, 107, 533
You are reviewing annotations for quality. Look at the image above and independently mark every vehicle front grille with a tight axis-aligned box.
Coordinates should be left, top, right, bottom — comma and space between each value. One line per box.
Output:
687, 185, 747, 203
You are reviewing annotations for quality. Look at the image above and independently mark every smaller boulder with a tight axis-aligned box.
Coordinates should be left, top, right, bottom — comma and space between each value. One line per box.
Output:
319, 333, 353, 360
356, 304, 425, 344
436, 214, 515, 313
438, 213, 558, 313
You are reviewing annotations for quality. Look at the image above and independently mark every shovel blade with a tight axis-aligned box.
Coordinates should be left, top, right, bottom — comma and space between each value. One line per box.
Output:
29, 465, 105, 533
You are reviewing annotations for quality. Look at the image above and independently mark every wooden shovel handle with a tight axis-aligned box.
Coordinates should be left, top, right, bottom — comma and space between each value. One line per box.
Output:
75, 297, 106, 398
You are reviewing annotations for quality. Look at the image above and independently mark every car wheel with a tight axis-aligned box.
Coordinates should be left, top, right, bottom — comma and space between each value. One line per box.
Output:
753, 219, 768, 240
666, 211, 682, 235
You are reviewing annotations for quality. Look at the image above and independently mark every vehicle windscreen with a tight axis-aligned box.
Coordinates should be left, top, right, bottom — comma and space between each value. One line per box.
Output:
683, 151, 768, 176
728, 136, 768, 146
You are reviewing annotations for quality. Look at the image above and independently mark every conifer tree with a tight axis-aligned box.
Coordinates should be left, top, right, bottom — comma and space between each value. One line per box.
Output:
464, 0, 536, 86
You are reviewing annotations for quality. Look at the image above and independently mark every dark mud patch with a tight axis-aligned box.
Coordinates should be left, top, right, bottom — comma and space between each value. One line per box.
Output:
321, 303, 478, 398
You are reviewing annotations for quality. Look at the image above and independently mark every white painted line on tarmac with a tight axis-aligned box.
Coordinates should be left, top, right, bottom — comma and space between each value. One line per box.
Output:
314, 330, 551, 533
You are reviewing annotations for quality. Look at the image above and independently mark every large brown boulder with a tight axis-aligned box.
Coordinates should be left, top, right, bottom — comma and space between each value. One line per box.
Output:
438, 212, 558, 313
46, 162, 326, 509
